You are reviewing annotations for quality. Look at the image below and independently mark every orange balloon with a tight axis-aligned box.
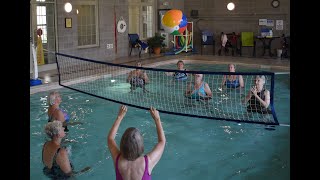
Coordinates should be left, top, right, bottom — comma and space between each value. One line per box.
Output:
162, 9, 182, 27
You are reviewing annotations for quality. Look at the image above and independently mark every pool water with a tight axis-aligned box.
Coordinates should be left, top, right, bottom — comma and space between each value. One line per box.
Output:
30, 63, 290, 179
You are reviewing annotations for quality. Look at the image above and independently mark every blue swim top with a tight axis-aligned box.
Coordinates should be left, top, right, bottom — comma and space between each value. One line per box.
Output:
61, 109, 70, 123
48, 108, 70, 123
190, 82, 206, 99
225, 75, 240, 88
173, 69, 188, 80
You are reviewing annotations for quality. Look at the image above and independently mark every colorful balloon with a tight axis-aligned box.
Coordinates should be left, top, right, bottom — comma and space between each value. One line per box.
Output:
161, 9, 187, 35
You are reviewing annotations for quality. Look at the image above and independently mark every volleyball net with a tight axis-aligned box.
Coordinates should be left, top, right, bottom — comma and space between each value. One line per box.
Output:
56, 53, 278, 125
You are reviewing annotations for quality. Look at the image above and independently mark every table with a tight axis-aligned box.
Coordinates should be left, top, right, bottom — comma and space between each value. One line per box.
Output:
256, 36, 280, 57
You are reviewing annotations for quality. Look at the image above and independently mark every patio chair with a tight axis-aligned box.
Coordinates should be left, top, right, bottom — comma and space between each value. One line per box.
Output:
128, 33, 148, 58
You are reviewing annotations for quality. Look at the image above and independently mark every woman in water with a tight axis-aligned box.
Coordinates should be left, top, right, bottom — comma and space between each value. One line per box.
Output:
47, 91, 70, 131
220, 64, 244, 89
47, 91, 82, 132
42, 121, 90, 179
244, 75, 272, 114
185, 73, 212, 100
107, 105, 166, 180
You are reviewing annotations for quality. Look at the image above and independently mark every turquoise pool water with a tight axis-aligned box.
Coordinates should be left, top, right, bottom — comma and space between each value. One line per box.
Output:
30, 63, 290, 179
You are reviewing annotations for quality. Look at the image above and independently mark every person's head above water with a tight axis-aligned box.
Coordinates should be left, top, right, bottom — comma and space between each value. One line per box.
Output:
120, 127, 144, 161
44, 121, 65, 139
194, 73, 203, 79
136, 61, 142, 67
176, 60, 185, 69
48, 91, 61, 106
255, 75, 266, 89
228, 64, 236, 72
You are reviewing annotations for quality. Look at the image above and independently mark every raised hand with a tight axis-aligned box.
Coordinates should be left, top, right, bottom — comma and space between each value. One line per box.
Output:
149, 107, 160, 121
117, 105, 127, 119
250, 86, 258, 96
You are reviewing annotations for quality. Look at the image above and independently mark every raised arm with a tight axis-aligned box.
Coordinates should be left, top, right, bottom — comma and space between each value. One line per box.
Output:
127, 71, 132, 83
220, 75, 227, 89
244, 87, 253, 104
185, 82, 193, 97
204, 83, 212, 97
107, 105, 128, 165
143, 71, 150, 83
239, 75, 244, 88
147, 107, 166, 174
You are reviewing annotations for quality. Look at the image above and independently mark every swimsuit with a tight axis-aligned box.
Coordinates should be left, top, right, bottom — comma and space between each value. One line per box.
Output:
225, 75, 240, 88
173, 69, 188, 80
115, 154, 151, 180
42, 142, 73, 179
189, 82, 206, 99
48, 108, 70, 123
247, 89, 272, 114
130, 77, 145, 88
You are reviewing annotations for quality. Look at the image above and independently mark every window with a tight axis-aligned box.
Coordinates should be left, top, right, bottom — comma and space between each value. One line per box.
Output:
36, 5, 47, 43
75, 0, 99, 48
128, 0, 154, 40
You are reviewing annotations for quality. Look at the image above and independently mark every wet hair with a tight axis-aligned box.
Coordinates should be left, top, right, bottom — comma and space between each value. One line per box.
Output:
48, 91, 59, 106
120, 127, 144, 161
45, 121, 63, 139
177, 60, 184, 65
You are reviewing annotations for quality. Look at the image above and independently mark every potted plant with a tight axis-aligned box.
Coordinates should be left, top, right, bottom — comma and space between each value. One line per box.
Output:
147, 32, 165, 55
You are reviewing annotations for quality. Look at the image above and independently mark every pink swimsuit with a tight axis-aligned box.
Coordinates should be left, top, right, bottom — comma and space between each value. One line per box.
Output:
115, 154, 151, 180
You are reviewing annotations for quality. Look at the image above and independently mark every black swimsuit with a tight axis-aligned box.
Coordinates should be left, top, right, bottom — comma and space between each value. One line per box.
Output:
42, 142, 73, 179
247, 89, 272, 114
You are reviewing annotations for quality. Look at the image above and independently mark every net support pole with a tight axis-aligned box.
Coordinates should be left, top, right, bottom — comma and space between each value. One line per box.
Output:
30, 42, 42, 86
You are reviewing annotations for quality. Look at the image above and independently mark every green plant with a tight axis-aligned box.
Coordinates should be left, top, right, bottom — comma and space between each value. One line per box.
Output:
147, 33, 165, 48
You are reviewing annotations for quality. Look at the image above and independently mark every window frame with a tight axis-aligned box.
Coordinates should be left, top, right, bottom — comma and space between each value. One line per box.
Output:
128, 0, 154, 40
75, 0, 99, 49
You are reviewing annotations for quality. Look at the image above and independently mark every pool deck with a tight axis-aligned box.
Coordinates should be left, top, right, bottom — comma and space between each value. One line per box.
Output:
30, 53, 290, 94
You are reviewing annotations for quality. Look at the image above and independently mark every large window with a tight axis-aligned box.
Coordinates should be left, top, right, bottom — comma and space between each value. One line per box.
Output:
76, 0, 99, 48
36, 5, 47, 43
128, 0, 154, 40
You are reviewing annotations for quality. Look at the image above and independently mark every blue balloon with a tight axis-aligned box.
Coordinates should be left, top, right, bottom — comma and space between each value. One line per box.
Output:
179, 14, 188, 28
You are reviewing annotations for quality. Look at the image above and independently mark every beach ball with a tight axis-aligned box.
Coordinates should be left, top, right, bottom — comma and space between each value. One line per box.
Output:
161, 9, 187, 35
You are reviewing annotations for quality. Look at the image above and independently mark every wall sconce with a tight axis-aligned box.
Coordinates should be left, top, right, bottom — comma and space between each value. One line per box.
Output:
64, 2, 72, 13
227, 2, 235, 11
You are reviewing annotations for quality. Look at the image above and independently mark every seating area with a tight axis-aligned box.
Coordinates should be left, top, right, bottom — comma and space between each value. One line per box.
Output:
128, 33, 149, 58
200, 30, 215, 55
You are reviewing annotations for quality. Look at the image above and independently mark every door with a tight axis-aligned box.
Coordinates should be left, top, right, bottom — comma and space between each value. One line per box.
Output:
30, 0, 56, 65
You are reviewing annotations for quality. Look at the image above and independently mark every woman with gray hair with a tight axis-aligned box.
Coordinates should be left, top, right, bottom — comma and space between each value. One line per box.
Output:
47, 91, 69, 131
42, 121, 73, 178
42, 121, 90, 178
107, 105, 166, 180
244, 75, 272, 114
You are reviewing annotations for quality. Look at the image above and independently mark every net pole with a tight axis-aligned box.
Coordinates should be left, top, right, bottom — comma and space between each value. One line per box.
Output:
31, 42, 38, 80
